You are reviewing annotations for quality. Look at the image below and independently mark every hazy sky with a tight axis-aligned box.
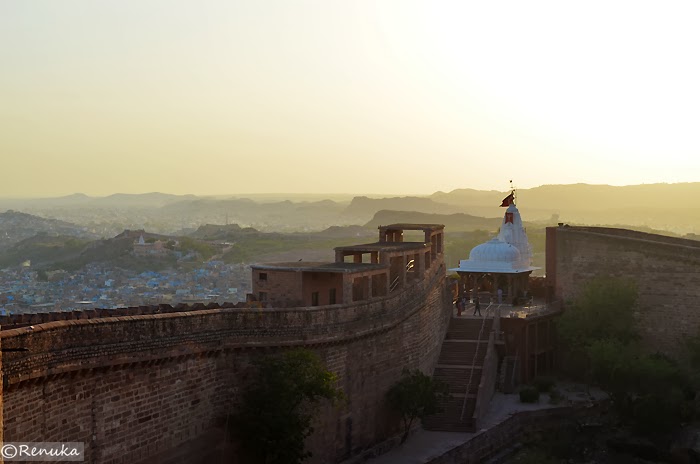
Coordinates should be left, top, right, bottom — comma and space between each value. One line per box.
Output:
2, 1, 700, 197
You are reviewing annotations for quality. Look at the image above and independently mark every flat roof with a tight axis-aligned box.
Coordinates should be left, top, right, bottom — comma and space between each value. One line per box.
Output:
448, 265, 540, 274
252, 262, 388, 273
379, 223, 444, 231
335, 241, 430, 252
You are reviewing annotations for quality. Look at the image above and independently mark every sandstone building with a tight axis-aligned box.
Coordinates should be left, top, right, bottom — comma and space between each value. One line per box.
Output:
251, 223, 445, 308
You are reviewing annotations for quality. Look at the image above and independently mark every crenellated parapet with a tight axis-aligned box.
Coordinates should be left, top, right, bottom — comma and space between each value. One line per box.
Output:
1, 256, 451, 463
1, 263, 446, 386
0, 302, 240, 331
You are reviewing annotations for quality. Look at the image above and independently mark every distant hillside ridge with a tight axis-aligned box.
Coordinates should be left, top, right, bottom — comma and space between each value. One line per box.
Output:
433, 183, 700, 209
0, 210, 94, 249
364, 210, 503, 231
2, 182, 700, 236
433, 183, 700, 232
310, 225, 375, 238
0, 192, 197, 209
343, 196, 464, 220
160, 197, 349, 232
0, 234, 91, 268
188, 223, 259, 241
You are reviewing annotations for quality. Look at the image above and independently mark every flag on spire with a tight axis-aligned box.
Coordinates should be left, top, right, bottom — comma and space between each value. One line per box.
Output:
500, 191, 515, 207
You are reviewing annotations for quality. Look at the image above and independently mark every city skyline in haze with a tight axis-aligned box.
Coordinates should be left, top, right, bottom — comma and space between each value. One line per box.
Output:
2, 1, 699, 197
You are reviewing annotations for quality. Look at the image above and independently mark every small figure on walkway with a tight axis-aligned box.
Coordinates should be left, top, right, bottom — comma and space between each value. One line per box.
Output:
473, 295, 481, 316
497, 287, 503, 304
456, 297, 463, 316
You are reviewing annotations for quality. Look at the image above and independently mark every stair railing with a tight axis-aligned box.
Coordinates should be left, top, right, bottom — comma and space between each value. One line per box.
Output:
460, 302, 496, 421
389, 276, 400, 292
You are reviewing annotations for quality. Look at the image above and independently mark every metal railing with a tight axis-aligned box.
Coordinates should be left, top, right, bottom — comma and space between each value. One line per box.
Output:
389, 259, 419, 293
460, 303, 494, 421
472, 330, 498, 428
389, 276, 400, 293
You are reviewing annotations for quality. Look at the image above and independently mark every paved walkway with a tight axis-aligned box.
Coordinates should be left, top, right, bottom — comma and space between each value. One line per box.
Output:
367, 384, 607, 464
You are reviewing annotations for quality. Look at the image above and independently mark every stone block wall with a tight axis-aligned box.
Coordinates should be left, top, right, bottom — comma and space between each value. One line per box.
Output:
427, 403, 607, 464
1, 265, 452, 464
547, 226, 700, 356
252, 268, 304, 307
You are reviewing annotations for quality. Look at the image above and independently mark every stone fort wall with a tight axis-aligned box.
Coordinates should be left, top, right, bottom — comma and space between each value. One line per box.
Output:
547, 226, 700, 356
1, 264, 451, 464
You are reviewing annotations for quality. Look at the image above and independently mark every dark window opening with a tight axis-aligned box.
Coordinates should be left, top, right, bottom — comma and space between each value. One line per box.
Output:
329, 288, 336, 305
311, 292, 319, 306
259, 273, 267, 281
258, 291, 267, 301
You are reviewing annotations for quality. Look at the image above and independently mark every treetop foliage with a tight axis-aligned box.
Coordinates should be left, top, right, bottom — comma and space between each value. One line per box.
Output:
557, 276, 698, 435
386, 368, 449, 443
234, 349, 343, 464
557, 276, 638, 348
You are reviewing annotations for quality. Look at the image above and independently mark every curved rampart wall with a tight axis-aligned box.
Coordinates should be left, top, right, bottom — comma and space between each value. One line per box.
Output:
548, 226, 700, 355
0, 302, 243, 332
1, 264, 451, 464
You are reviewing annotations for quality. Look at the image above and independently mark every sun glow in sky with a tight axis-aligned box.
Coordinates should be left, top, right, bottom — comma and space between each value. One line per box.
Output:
2, 1, 699, 197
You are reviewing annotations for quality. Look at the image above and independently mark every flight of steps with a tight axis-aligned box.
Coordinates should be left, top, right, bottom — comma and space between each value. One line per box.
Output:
423, 317, 492, 433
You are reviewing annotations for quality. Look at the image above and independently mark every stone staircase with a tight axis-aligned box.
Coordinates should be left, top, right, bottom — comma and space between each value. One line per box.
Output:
423, 317, 491, 432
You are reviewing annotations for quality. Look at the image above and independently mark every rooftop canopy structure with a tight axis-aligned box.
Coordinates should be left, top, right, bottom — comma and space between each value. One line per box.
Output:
251, 224, 445, 308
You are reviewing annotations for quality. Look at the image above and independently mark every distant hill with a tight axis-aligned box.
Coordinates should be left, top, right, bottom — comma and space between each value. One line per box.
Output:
0, 229, 179, 271
45, 231, 179, 272
2, 182, 700, 236
0, 210, 94, 249
188, 223, 259, 241
90, 192, 199, 208
0, 234, 91, 268
0, 222, 372, 271
364, 210, 504, 231
162, 198, 349, 231
343, 196, 464, 221
0, 192, 197, 209
432, 183, 700, 209
311, 225, 375, 238
432, 183, 700, 233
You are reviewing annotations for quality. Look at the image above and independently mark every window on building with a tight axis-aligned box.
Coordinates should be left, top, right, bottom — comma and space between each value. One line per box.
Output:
259, 273, 267, 281
259, 292, 267, 301
311, 292, 319, 306
329, 288, 336, 305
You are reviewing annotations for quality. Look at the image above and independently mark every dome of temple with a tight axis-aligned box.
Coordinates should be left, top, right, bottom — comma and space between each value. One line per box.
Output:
447, 192, 540, 274
469, 238, 521, 264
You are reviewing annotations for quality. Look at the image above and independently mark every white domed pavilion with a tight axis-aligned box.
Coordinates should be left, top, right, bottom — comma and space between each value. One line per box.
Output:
449, 192, 539, 304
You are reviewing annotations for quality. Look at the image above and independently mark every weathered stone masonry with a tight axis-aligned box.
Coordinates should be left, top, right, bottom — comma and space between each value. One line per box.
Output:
547, 226, 700, 356
1, 261, 451, 463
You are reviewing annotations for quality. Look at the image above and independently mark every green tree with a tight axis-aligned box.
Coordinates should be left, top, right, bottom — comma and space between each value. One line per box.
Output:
557, 276, 639, 349
233, 349, 343, 464
386, 368, 449, 444
177, 236, 216, 260
559, 277, 697, 434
